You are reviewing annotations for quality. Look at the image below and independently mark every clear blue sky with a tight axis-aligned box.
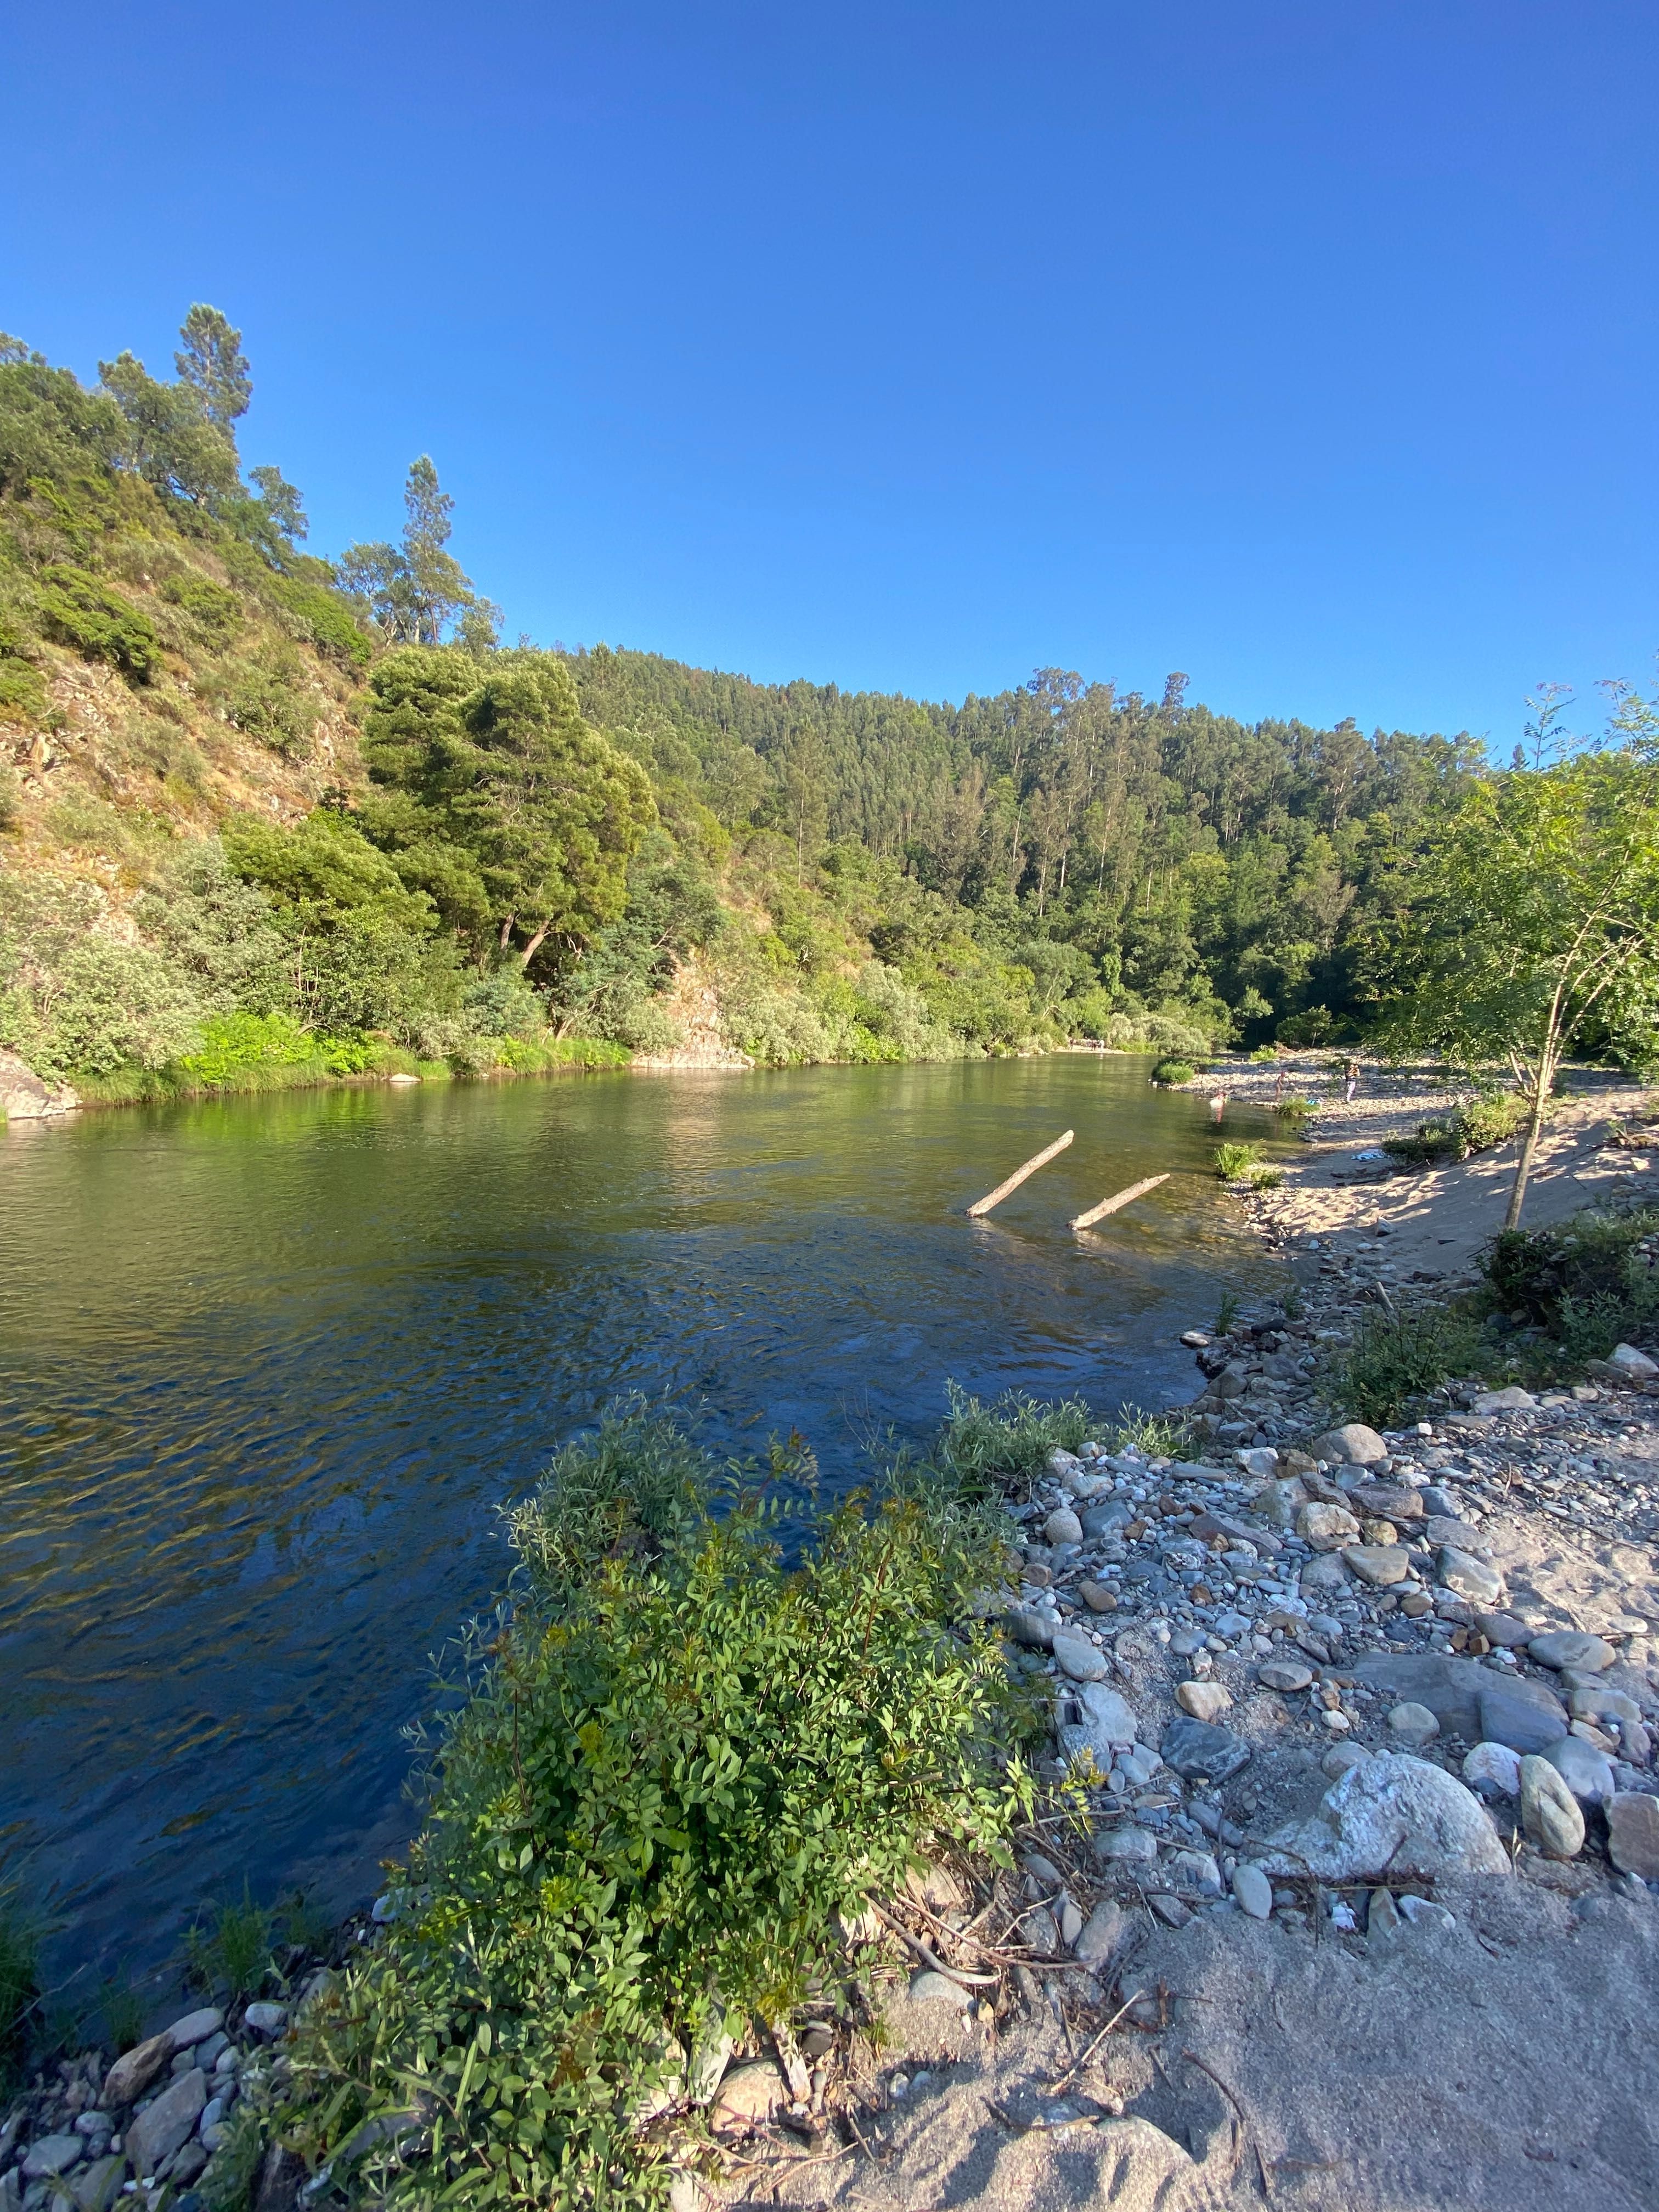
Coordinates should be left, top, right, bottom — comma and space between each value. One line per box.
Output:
4, 3, 1655, 745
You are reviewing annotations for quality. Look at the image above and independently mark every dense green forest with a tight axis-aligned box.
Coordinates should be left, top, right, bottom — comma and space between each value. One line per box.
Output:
0, 306, 1567, 1098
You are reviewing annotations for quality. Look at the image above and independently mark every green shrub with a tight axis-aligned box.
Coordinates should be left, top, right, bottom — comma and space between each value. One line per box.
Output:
35, 563, 159, 681
225, 643, 322, 759
1248, 1045, 1278, 1064
1247, 1165, 1284, 1190
0, 1876, 40, 2090
0, 760, 20, 827
1214, 1141, 1261, 1181
1334, 1306, 1487, 1426
1385, 1093, 1530, 1169
928, 1380, 1093, 1498
1149, 1057, 1194, 1086
185, 1884, 273, 2002
1274, 1094, 1316, 1124
279, 1408, 1032, 2211
159, 572, 242, 646
1215, 1290, 1241, 1334
273, 575, 373, 668
1483, 1206, 1659, 1360
178, 1009, 316, 1084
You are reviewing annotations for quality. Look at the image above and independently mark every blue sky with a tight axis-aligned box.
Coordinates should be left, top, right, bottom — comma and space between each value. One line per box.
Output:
3, 3, 1655, 745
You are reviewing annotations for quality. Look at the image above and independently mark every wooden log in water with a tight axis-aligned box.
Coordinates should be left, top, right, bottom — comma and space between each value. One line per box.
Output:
1069, 1171, 1170, 1232
966, 1128, 1074, 1217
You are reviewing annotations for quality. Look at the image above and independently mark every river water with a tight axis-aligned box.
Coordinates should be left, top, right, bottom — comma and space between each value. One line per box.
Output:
0, 1053, 1285, 1990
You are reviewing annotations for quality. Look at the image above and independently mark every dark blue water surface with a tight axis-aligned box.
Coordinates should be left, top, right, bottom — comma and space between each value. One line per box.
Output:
0, 1054, 1283, 1989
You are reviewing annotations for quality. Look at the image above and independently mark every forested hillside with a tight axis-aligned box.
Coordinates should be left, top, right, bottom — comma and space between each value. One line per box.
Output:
0, 309, 1488, 1101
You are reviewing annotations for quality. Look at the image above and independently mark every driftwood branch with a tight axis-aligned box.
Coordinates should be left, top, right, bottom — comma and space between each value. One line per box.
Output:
967, 1130, 1074, 1216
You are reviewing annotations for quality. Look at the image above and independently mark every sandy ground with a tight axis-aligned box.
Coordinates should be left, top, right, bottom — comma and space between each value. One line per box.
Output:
744, 1886, 1659, 2212
1189, 1053, 1658, 1274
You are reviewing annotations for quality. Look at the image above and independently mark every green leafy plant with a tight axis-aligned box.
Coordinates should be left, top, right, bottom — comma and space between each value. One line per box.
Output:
1247, 1165, 1284, 1190
1334, 1306, 1487, 1425
1280, 1281, 1304, 1320
159, 572, 242, 646
0, 1875, 41, 2089
35, 563, 160, 681
929, 1381, 1092, 1499
1215, 1290, 1241, 1334
186, 1883, 273, 2001
1384, 1093, 1531, 1169
1248, 1045, 1278, 1063
1483, 1205, 1659, 1362
100, 1968, 149, 2056
1273, 1094, 1316, 1124
1214, 1141, 1260, 1181
1149, 1057, 1194, 1086
278, 1408, 1034, 2211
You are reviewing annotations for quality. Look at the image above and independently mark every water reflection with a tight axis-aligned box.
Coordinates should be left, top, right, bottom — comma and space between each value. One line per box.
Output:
0, 1054, 1283, 1984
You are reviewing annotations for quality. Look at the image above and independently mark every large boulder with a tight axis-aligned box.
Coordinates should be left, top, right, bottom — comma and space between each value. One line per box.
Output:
1256, 1751, 1510, 1880
1350, 1652, 1566, 1750
1527, 1630, 1616, 1673
1310, 1423, 1388, 1466
0, 1049, 53, 1120
126, 2068, 207, 2179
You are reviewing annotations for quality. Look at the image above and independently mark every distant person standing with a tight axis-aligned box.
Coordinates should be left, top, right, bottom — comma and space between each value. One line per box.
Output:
1344, 1058, 1360, 1104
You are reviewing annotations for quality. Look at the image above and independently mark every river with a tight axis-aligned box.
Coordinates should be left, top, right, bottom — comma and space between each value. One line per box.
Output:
0, 1053, 1285, 1994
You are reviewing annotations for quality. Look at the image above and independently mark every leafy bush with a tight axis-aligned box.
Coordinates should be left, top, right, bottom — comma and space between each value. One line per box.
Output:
928, 1381, 1092, 1499
1334, 1306, 1487, 1425
1247, 1165, 1284, 1190
3, 933, 202, 1082
272, 574, 373, 668
1384, 1092, 1530, 1168
224, 642, 323, 758
278, 1408, 1032, 2211
1149, 1057, 1194, 1086
1248, 1045, 1278, 1064
1273, 1094, 1316, 1124
35, 562, 159, 681
177, 1009, 317, 1084
159, 572, 242, 646
1214, 1141, 1261, 1181
1483, 1206, 1659, 1361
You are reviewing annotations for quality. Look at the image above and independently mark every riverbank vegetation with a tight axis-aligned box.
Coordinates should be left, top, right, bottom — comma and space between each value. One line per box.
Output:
7, 309, 1621, 1105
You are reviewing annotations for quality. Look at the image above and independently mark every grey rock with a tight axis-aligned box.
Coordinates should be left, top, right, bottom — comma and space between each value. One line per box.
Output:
1168, 1849, 1223, 1897
1351, 1651, 1566, 1748
1474, 1610, 1534, 1649
1310, 1423, 1388, 1465
1607, 1792, 1659, 1880
1437, 1547, 1504, 1605
1528, 1631, 1616, 1673
1214, 1609, 1252, 1639
907, 1968, 974, 2012
1544, 1735, 1616, 1808
1387, 1701, 1440, 1746
127, 2069, 207, 2179
1253, 1478, 1311, 1531
104, 2031, 173, 2108
1058, 1680, 1139, 1768
710, 2060, 787, 2135
1520, 1755, 1585, 1858
1256, 1751, 1510, 1880
1175, 1680, 1232, 1722
1161, 1715, 1252, 1784
164, 2008, 223, 2052
1148, 1894, 1193, 1928
22, 2139, 82, 2180
1301, 1553, 1352, 1595
0, 1048, 54, 1120
1004, 1609, 1056, 1651
1059, 1894, 1084, 1946
1609, 1343, 1659, 1383
1082, 1496, 1133, 1532
1259, 1657, 1314, 1692
1425, 1516, 1489, 1553
1024, 1903, 1060, 1952
1074, 1899, 1125, 1965
1397, 1894, 1457, 1933
1052, 1633, 1109, 1682
1342, 1544, 1410, 1588
1232, 1864, 1273, 1919
70, 2155, 126, 2212
1571, 1683, 1643, 1728
1044, 1506, 1084, 1547
1462, 1741, 1522, 1796
1479, 1678, 1571, 1754
1299, 1501, 1362, 1549
241, 2001, 286, 2036
1094, 1825, 1159, 1864
1420, 1486, 1464, 1519
1472, 1387, 1536, 1413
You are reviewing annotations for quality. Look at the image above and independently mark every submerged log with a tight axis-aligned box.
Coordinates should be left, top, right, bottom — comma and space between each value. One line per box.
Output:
966, 1129, 1074, 1216
1068, 1171, 1170, 1231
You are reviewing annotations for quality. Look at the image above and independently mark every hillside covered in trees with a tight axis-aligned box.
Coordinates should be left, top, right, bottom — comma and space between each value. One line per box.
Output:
0, 309, 1494, 1098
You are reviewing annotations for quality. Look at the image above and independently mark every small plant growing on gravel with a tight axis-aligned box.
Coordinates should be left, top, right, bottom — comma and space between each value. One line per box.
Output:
1149, 1057, 1194, 1086
931, 1381, 1093, 1498
1111, 1406, 1188, 1459
185, 1883, 273, 2001
1280, 1282, 1304, 1320
99, 1967, 148, 2056
1215, 1290, 1241, 1335
0, 1876, 40, 2089
1214, 1141, 1260, 1181
1334, 1306, 1488, 1425
1248, 1045, 1278, 1063
1247, 1165, 1284, 1190
1482, 1205, 1659, 1361
1273, 1094, 1316, 1124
